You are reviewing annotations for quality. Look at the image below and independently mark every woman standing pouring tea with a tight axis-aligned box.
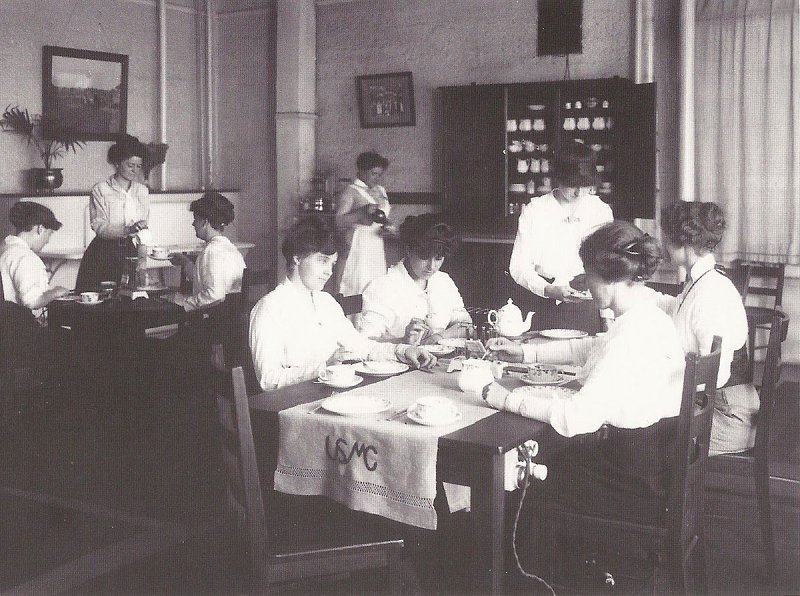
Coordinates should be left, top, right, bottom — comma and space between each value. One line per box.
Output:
331, 151, 394, 296
75, 135, 149, 291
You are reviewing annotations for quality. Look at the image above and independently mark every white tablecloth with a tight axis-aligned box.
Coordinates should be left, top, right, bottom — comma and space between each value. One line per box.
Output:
274, 369, 496, 530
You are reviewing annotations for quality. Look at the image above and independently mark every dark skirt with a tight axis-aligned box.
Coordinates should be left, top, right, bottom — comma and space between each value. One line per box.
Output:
529, 295, 604, 335
75, 236, 132, 292
514, 419, 677, 578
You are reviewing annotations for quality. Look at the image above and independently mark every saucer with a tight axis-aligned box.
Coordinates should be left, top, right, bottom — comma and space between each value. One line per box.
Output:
77, 299, 104, 306
407, 408, 462, 427
353, 362, 409, 377
149, 255, 172, 261
315, 375, 363, 389
424, 344, 456, 356
539, 329, 588, 340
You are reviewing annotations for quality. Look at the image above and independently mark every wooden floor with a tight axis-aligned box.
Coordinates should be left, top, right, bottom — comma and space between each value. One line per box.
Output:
1, 374, 797, 594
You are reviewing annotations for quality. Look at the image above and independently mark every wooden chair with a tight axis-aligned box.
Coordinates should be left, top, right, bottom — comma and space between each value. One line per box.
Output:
211, 346, 403, 593
730, 260, 786, 359
542, 337, 722, 593
240, 267, 274, 312
706, 307, 789, 575
332, 292, 363, 317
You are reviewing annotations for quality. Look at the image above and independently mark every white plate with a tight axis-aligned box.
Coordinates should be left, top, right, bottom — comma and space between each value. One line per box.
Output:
315, 375, 363, 389
424, 344, 456, 356
539, 329, 589, 340
136, 285, 168, 292
321, 394, 392, 416
353, 361, 410, 377
407, 408, 462, 427
514, 386, 577, 399
438, 338, 466, 349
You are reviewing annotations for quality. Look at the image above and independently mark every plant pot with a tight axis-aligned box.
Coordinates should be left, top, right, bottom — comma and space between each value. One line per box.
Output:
29, 168, 64, 193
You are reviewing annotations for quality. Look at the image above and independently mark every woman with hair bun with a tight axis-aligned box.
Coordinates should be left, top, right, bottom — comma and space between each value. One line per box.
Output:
167, 191, 246, 311
654, 200, 758, 456
75, 135, 149, 291
248, 215, 436, 390
481, 221, 685, 570
357, 214, 472, 344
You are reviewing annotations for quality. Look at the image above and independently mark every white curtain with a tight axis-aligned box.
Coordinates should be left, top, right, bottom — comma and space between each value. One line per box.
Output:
695, 0, 800, 264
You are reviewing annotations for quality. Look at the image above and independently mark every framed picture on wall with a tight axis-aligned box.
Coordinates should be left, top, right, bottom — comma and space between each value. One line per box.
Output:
356, 71, 415, 128
42, 45, 129, 141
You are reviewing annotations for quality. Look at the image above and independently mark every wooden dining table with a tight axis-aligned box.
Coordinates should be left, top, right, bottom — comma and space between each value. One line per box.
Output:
248, 356, 596, 594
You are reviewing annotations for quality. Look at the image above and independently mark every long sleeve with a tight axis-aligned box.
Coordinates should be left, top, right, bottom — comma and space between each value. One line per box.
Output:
521, 336, 597, 365
334, 311, 397, 361
11, 252, 49, 310
182, 239, 245, 311
249, 299, 325, 389
90, 185, 126, 239
509, 206, 548, 297
495, 304, 685, 437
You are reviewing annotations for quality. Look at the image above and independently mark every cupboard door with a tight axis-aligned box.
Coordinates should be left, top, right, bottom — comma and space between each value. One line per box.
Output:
614, 82, 656, 219
441, 85, 505, 230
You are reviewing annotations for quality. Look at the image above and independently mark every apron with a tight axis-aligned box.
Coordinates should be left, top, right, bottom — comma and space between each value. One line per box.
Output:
339, 184, 390, 297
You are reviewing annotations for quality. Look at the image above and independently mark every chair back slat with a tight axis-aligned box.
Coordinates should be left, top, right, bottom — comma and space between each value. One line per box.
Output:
753, 308, 789, 456
213, 344, 269, 575
668, 336, 721, 572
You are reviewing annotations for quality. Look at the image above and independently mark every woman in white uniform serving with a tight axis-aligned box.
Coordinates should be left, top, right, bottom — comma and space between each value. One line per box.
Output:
332, 151, 393, 296
509, 140, 613, 331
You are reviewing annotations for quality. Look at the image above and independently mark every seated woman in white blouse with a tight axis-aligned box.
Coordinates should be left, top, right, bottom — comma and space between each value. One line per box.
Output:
485, 221, 685, 526
652, 201, 758, 456
357, 214, 472, 344
168, 192, 246, 311
249, 215, 436, 390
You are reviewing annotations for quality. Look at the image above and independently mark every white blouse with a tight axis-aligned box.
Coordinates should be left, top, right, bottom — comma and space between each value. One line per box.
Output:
89, 176, 150, 239
0, 235, 50, 317
249, 279, 400, 390
648, 254, 747, 388
180, 236, 246, 311
358, 261, 472, 340
493, 302, 685, 437
509, 191, 613, 297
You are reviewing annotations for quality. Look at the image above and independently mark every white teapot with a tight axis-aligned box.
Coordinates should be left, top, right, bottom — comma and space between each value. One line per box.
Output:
487, 299, 534, 337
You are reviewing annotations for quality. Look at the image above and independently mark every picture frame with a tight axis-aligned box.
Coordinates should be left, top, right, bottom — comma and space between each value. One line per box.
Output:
356, 71, 415, 129
42, 45, 129, 141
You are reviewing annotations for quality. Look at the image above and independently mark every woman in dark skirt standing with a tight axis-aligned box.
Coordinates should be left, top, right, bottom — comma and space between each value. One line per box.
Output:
75, 135, 149, 291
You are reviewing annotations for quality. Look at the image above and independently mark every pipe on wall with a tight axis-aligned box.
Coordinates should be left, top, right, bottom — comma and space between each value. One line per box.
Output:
158, 0, 168, 190
678, 0, 694, 202
633, 0, 654, 83
205, 0, 215, 188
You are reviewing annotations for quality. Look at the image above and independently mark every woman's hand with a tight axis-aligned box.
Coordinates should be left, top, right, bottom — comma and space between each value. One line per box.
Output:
400, 346, 437, 370
404, 318, 430, 345
545, 284, 582, 302
485, 337, 525, 363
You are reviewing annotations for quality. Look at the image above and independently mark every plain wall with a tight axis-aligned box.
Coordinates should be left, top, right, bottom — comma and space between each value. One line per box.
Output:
0, 0, 202, 192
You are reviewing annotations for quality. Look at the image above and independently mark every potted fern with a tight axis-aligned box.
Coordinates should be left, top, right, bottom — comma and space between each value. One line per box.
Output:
0, 105, 85, 192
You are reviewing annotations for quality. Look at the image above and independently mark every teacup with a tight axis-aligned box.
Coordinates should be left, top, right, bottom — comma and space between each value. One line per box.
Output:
320, 364, 353, 384
577, 117, 590, 130
411, 397, 455, 422
151, 246, 169, 259
518, 119, 532, 132
563, 118, 576, 131
79, 291, 101, 304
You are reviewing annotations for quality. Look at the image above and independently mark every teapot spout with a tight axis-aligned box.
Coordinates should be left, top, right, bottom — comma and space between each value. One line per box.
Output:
523, 312, 535, 332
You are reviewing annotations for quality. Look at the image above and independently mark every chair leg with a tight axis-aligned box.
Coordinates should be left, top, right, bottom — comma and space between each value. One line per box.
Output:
754, 461, 776, 574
